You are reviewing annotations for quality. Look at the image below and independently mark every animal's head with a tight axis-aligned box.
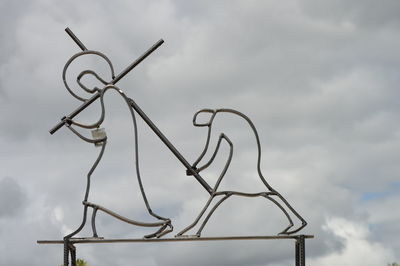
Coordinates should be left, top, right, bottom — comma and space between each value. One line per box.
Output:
192, 109, 217, 127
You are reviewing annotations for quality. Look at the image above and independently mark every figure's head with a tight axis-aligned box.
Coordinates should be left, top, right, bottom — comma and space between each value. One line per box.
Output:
193, 109, 216, 127
63, 50, 115, 102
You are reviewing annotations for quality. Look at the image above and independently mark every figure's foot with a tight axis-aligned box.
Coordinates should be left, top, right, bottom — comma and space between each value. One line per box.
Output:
144, 220, 173, 239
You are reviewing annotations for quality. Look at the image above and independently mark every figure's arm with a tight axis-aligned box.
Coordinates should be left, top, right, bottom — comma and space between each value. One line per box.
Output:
62, 88, 110, 145
65, 119, 107, 145
65, 89, 106, 130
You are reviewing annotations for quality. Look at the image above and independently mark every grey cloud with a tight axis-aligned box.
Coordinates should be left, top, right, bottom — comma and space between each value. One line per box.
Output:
0, 177, 26, 218
0, 0, 32, 97
301, 0, 400, 28
361, 191, 400, 251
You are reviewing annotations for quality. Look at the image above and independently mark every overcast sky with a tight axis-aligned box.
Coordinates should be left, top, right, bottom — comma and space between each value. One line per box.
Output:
1, 0, 400, 265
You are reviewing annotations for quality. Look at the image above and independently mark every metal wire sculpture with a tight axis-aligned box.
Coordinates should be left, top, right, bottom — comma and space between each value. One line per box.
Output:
47, 28, 308, 266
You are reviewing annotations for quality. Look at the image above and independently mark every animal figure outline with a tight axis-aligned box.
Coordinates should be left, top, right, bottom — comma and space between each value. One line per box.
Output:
177, 108, 307, 237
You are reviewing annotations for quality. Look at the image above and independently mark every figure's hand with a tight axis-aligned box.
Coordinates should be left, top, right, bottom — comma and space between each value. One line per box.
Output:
186, 166, 198, 176
62, 116, 73, 126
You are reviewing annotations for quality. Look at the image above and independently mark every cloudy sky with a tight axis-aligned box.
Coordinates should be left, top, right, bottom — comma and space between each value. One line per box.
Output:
1, 0, 400, 265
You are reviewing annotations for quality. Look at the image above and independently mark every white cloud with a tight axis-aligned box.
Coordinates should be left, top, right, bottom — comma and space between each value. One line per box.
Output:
309, 217, 395, 266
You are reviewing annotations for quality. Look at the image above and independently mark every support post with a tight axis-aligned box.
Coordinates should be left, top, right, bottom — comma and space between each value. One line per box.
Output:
295, 235, 306, 266
63, 239, 69, 266
70, 243, 77, 266
63, 238, 77, 266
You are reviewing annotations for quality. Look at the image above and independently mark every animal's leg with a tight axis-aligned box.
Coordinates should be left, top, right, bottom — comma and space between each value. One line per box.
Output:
261, 193, 294, 234
196, 193, 232, 236
268, 192, 307, 234
176, 195, 217, 237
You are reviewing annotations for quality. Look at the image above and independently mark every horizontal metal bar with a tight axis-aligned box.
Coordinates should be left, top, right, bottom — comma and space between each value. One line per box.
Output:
38, 235, 314, 244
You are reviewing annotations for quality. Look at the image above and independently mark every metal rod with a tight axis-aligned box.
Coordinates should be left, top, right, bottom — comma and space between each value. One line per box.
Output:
63, 239, 69, 266
128, 98, 213, 194
112, 39, 164, 84
295, 235, 306, 266
38, 234, 314, 244
49, 37, 164, 134
300, 235, 306, 266
65, 27, 87, 51
69, 243, 76, 266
